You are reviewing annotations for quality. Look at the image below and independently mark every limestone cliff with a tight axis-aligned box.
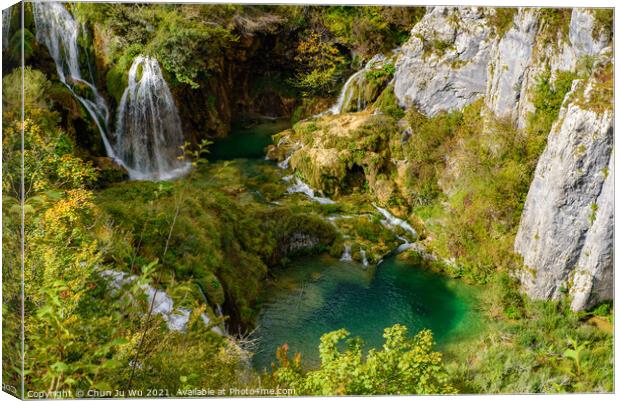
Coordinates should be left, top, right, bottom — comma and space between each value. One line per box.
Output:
514, 75, 613, 310
394, 7, 611, 126
393, 7, 494, 115
390, 7, 613, 310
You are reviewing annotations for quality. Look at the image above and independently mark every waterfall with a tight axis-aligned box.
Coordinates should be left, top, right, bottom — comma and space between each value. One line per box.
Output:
283, 175, 335, 204
34, 2, 188, 182
33, 2, 114, 157
340, 244, 353, 262
395, 235, 413, 253
101, 270, 222, 334
374, 204, 417, 238
329, 70, 367, 115
114, 56, 191, 181
329, 54, 388, 115
2, 6, 11, 50
360, 248, 369, 266
278, 154, 292, 169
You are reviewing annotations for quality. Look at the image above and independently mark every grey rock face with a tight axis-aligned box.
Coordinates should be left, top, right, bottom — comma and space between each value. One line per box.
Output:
485, 9, 538, 120
570, 151, 614, 311
394, 7, 494, 115
513, 8, 611, 128
568, 8, 610, 57
395, 7, 610, 126
514, 78, 613, 310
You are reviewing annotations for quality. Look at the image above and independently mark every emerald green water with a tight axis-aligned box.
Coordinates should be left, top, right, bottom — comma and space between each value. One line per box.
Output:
208, 118, 290, 161
252, 254, 482, 370
207, 116, 482, 372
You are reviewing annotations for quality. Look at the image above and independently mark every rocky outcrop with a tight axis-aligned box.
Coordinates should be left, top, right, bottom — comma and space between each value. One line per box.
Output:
570, 150, 613, 310
394, 7, 494, 115
268, 112, 406, 200
281, 233, 321, 255
485, 9, 538, 121
512, 9, 611, 128
395, 7, 611, 127
514, 76, 613, 310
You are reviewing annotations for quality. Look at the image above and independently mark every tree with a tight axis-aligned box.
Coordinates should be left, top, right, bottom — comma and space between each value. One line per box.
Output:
291, 31, 345, 96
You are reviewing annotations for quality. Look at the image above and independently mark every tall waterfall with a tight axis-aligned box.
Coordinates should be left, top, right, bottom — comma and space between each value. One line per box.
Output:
33, 1, 113, 156
114, 56, 190, 181
2, 6, 11, 50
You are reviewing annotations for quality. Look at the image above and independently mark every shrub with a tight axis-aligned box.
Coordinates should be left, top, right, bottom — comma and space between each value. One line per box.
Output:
271, 324, 456, 395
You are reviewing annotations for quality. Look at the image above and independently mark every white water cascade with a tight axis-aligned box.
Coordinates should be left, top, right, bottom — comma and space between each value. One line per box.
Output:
115, 56, 191, 180
374, 204, 417, 238
395, 235, 414, 253
2, 6, 11, 50
33, 2, 114, 156
329, 70, 366, 115
283, 175, 335, 204
329, 54, 387, 115
360, 248, 369, 266
102, 270, 223, 334
278, 154, 293, 169
340, 244, 353, 262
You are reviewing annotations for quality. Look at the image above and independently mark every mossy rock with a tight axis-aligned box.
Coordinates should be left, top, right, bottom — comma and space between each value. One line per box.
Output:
372, 84, 405, 118
196, 272, 226, 306
92, 157, 129, 187
106, 64, 129, 104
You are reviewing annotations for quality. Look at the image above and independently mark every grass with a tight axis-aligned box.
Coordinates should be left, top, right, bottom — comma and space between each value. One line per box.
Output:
445, 278, 613, 393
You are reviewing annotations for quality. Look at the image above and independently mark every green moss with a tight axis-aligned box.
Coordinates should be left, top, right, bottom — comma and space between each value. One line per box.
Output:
592, 9, 613, 39
489, 8, 517, 38
196, 272, 226, 305
95, 165, 339, 327
372, 84, 405, 119
538, 8, 572, 44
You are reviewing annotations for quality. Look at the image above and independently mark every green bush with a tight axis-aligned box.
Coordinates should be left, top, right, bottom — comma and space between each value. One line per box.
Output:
270, 324, 456, 395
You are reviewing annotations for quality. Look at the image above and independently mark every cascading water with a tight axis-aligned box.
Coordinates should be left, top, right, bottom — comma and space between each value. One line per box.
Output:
340, 244, 353, 262
114, 56, 191, 181
374, 204, 417, 238
33, 2, 113, 156
360, 248, 369, 267
34, 2, 188, 182
101, 270, 222, 334
329, 70, 367, 115
278, 154, 293, 169
2, 6, 11, 50
329, 54, 388, 115
283, 175, 335, 204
